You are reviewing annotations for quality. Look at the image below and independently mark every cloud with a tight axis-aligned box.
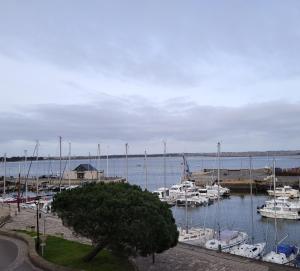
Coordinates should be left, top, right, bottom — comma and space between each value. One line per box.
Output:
1, 97, 300, 154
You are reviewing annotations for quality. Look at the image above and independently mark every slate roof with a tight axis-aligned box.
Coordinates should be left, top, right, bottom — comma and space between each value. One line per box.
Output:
73, 164, 98, 172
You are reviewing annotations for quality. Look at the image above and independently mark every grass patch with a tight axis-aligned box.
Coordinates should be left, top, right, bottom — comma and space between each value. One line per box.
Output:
43, 236, 133, 271
15, 229, 37, 237
16, 230, 133, 271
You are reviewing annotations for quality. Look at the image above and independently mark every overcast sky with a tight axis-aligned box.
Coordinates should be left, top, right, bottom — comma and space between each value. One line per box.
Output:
1, 0, 300, 156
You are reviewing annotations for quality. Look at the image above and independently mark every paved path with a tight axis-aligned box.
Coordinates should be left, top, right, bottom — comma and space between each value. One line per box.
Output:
135, 244, 269, 271
0, 235, 42, 271
3, 205, 90, 244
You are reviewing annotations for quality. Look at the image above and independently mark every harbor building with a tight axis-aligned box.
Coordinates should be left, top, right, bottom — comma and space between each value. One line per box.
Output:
63, 164, 104, 180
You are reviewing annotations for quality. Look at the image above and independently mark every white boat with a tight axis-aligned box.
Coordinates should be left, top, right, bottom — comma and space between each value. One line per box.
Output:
206, 184, 230, 197
198, 188, 218, 200
205, 230, 248, 252
153, 187, 176, 205
178, 227, 215, 246
205, 143, 248, 253
263, 245, 299, 265
263, 159, 300, 265
267, 186, 300, 198
176, 196, 207, 207
264, 197, 300, 212
230, 157, 266, 259
259, 205, 300, 220
230, 242, 266, 259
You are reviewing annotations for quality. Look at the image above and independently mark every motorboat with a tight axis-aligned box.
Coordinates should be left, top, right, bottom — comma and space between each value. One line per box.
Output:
198, 188, 218, 200
178, 227, 215, 246
230, 242, 266, 259
263, 244, 299, 265
153, 188, 176, 206
206, 184, 230, 197
205, 230, 248, 252
267, 186, 300, 198
176, 196, 204, 207
264, 197, 300, 212
258, 205, 300, 220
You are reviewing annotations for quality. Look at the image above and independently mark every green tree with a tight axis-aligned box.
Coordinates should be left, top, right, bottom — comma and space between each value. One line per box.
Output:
52, 183, 178, 262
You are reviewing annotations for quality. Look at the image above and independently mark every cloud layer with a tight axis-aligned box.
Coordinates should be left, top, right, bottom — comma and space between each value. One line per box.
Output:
2, 97, 300, 154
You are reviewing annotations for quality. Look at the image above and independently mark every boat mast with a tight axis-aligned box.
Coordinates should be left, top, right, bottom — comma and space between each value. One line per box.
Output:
144, 149, 148, 190
249, 156, 254, 245
3, 153, 6, 196
24, 150, 28, 202
273, 158, 278, 253
68, 142, 71, 188
36, 140, 39, 196
163, 140, 167, 199
106, 146, 109, 177
182, 153, 189, 233
59, 136, 62, 192
217, 142, 221, 250
185, 185, 188, 233
125, 143, 128, 182
97, 144, 101, 182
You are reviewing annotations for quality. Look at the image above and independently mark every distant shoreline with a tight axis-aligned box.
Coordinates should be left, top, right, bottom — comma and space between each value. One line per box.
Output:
2, 150, 300, 162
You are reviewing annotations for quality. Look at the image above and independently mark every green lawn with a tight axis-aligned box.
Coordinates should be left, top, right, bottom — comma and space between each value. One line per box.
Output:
16, 230, 134, 271
43, 236, 133, 271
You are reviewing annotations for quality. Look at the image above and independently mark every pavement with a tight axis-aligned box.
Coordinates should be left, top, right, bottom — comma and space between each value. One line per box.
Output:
135, 243, 269, 271
0, 235, 42, 271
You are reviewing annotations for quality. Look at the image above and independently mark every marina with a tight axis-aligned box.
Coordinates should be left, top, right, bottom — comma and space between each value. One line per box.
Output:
1, 153, 300, 268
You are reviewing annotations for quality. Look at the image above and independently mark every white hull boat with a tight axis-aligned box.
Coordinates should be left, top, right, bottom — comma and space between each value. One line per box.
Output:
259, 206, 300, 220
230, 242, 266, 259
263, 245, 299, 265
267, 186, 300, 198
178, 227, 215, 246
205, 230, 248, 252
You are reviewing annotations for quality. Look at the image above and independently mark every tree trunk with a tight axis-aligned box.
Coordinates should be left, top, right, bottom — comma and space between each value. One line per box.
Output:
83, 242, 106, 262
152, 253, 155, 264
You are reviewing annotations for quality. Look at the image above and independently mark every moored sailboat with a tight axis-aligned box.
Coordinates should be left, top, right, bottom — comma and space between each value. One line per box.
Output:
262, 159, 299, 265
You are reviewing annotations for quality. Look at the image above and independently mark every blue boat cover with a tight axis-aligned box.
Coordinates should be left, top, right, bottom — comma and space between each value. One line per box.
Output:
277, 244, 297, 257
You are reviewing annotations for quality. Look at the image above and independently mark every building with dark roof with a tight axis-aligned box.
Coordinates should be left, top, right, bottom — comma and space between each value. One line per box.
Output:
64, 163, 104, 180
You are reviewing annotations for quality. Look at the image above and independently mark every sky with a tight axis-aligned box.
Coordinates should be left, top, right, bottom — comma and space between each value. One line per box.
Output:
1, 0, 300, 156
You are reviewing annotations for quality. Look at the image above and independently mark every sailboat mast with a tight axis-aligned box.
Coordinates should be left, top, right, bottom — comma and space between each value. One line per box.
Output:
24, 150, 28, 202
68, 142, 71, 188
144, 149, 148, 190
59, 136, 62, 192
125, 143, 128, 182
163, 140, 167, 199
185, 186, 188, 233
249, 156, 254, 245
273, 159, 278, 253
97, 144, 101, 182
3, 153, 6, 196
106, 146, 109, 177
36, 140, 39, 196
217, 142, 221, 245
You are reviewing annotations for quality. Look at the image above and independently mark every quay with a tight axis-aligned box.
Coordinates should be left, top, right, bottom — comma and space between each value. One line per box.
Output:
191, 168, 300, 193
0, 177, 126, 194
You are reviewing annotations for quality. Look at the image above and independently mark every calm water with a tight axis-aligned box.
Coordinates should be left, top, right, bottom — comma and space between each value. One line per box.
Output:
1, 155, 300, 253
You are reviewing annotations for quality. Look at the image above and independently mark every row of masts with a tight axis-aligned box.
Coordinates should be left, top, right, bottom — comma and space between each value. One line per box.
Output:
1, 137, 153, 198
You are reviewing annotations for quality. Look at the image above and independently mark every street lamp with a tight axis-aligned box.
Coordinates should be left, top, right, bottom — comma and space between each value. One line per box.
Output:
35, 196, 41, 251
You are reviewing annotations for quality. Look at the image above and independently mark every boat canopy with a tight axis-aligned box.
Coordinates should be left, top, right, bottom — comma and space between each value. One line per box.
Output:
277, 244, 297, 257
219, 230, 238, 242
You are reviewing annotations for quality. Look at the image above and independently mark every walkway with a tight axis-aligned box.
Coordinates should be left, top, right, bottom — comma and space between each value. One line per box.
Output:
0, 235, 42, 271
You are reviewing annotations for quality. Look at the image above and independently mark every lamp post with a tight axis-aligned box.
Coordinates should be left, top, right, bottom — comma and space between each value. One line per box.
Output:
35, 196, 41, 251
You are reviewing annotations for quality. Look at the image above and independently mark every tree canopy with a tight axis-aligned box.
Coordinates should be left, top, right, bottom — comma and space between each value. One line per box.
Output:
52, 182, 178, 261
